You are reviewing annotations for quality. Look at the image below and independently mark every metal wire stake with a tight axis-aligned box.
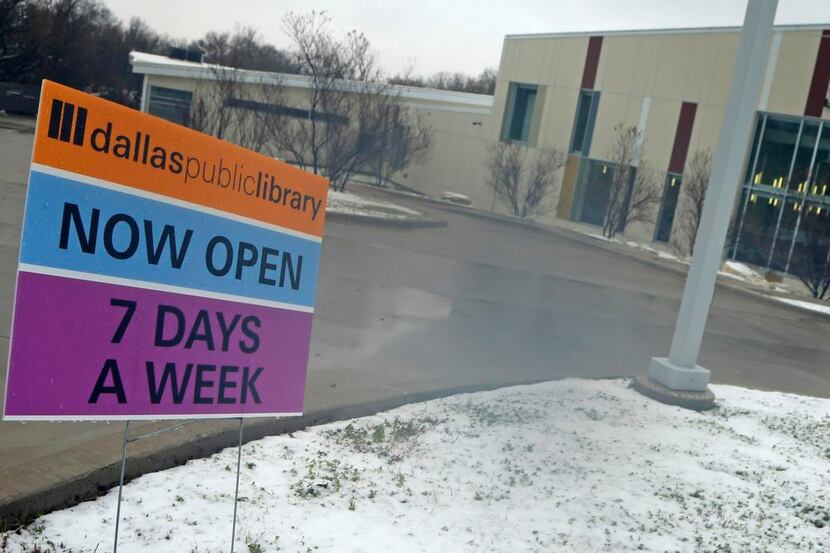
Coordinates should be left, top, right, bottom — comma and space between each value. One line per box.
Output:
230, 418, 244, 553
113, 420, 130, 553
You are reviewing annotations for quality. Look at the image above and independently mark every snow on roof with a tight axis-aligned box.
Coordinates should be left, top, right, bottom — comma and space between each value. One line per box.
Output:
129, 51, 494, 110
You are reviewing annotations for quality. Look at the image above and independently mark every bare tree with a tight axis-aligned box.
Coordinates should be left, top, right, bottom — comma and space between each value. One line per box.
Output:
485, 142, 566, 218
389, 67, 498, 95
790, 211, 830, 299
262, 11, 431, 192
189, 28, 289, 153
370, 106, 433, 187
602, 124, 662, 238
674, 150, 713, 255
197, 26, 298, 73
190, 66, 240, 140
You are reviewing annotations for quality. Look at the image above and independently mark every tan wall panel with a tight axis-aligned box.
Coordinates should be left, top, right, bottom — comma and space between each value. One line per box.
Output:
652, 35, 694, 100
500, 39, 519, 82
554, 37, 590, 89
767, 31, 822, 116
639, 98, 681, 173
540, 40, 563, 86
679, 33, 719, 103
400, 102, 493, 205
703, 33, 739, 107
489, 79, 511, 141
401, 129, 491, 205
537, 86, 579, 149
630, 36, 657, 98
597, 36, 641, 95
686, 103, 723, 162
513, 39, 546, 84
589, 92, 638, 160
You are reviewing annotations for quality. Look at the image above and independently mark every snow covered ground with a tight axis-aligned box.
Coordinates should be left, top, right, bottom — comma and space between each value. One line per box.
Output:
774, 296, 830, 316
4, 379, 830, 553
327, 190, 424, 220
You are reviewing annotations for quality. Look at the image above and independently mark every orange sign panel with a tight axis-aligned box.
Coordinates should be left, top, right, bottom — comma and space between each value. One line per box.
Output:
33, 80, 328, 238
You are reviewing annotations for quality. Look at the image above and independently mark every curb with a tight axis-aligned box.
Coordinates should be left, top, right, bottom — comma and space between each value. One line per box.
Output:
325, 210, 447, 228
0, 377, 547, 528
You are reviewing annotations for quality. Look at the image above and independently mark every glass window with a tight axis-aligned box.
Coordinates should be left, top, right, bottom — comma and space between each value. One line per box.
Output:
734, 191, 780, 266
787, 121, 819, 192
769, 198, 801, 271
810, 123, 830, 199
502, 83, 537, 143
655, 173, 682, 243
748, 116, 799, 189
579, 159, 613, 226
570, 90, 600, 155
742, 114, 764, 184
789, 203, 830, 276
148, 86, 192, 127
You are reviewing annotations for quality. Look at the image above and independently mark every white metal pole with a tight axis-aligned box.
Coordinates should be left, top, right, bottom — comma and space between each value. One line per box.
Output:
230, 418, 244, 553
112, 420, 130, 553
649, 0, 778, 391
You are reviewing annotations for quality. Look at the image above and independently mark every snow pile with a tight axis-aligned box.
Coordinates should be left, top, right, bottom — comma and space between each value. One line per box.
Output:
441, 192, 472, 205
583, 232, 688, 263
722, 261, 758, 278
773, 296, 830, 316
326, 190, 424, 220
657, 251, 681, 262
586, 232, 611, 242
719, 260, 765, 284
4, 379, 830, 553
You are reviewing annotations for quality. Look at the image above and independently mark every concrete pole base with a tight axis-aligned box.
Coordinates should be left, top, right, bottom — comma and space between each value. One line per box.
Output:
633, 374, 716, 411
649, 357, 711, 391
632, 357, 716, 411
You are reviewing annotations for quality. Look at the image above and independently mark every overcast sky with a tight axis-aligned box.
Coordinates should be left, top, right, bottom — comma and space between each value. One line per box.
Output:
104, 0, 830, 76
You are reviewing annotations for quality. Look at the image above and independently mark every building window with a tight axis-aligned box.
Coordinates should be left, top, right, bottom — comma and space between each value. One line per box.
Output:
732, 114, 830, 273
654, 173, 682, 243
578, 159, 613, 226
735, 191, 781, 266
570, 90, 600, 155
501, 83, 538, 143
147, 86, 192, 127
748, 116, 800, 189
227, 97, 349, 125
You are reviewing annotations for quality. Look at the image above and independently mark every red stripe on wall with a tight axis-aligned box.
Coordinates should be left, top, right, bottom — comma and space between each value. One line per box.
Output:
804, 30, 830, 118
580, 36, 603, 90
668, 102, 698, 174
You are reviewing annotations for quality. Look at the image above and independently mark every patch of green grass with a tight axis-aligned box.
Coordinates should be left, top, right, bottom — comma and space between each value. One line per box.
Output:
324, 416, 441, 462
290, 455, 361, 500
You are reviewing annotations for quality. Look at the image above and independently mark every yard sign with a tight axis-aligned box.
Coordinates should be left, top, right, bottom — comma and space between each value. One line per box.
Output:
3, 80, 328, 420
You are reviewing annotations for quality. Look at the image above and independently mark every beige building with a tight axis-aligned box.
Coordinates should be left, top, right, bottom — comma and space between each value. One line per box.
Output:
486, 24, 830, 272
131, 23, 830, 272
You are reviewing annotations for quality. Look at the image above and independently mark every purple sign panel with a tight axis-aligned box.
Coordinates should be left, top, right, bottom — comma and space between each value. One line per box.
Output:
5, 272, 312, 419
